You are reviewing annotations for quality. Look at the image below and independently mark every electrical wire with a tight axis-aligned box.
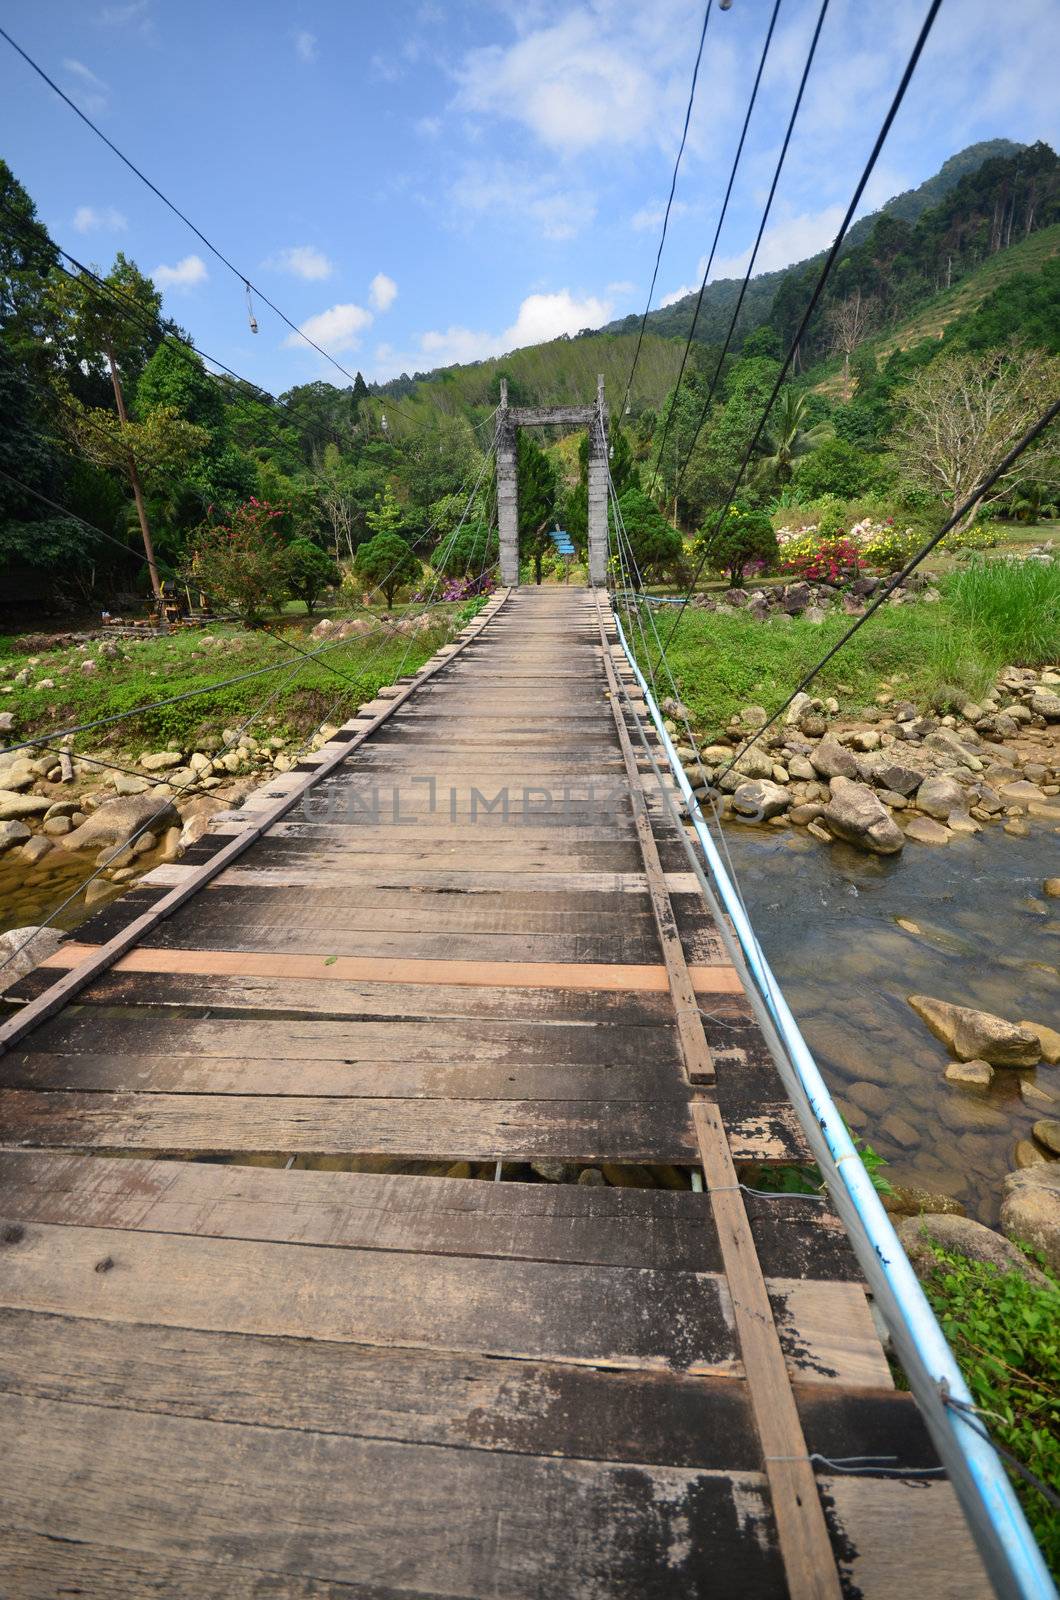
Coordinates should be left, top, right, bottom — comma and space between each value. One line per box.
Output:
659, 0, 945, 651
645, 0, 783, 502
618, 0, 713, 420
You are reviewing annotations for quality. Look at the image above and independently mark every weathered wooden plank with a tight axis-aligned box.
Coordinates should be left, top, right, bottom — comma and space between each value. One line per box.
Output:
0, 1089, 698, 1162
38, 944, 742, 996
0, 1218, 735, 1371
0, 1394, 786, 1599
0, 1153, 715, 1270
823, 1476, 991, 1598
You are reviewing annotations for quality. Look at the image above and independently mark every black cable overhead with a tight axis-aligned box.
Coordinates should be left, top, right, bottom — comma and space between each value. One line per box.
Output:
665, 0, 830, 504
659, 0, 945, 653
645, 0, 783, 501
0, 25, 427, 430
618, 0, 713, 421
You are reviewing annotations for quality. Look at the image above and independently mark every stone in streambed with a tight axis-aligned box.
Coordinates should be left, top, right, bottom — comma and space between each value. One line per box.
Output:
19, 835, 53, 864
908, 995, 1041, 1067
1000, 1164, 1060, 1273
1044, 877, 1060, 898
809, 735, 859, 780
1033, 1119, 1060, 1156
944, 1059, 994, 1087
1014, 1138, 1051, 1170
0, 819, 31, 852
1020, 1020, 1060, 1064
0, 924, 66, 994
59, 792, 179, 853
896, 1213, 1049, 1285
731, 779, 790, 820
139, 750, 183, 772
821, 778, 904, 855
882, 1184, 965, 1219
904, 815, 952, 845
915, 775, 967, 819
0, 791, 51, 822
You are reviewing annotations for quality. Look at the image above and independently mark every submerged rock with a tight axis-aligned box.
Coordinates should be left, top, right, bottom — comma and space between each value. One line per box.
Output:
908, 995, 1041, 1067
1020, 1020, 1060, 1065
944, 1059, 994, 1087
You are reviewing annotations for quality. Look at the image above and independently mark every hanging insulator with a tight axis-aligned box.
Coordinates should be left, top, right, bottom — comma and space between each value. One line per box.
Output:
719, 0, 733, 9
244, 280, 258, 334
624, 400, 631, 415
608, 444, 614, 460
380, 411, 388, 432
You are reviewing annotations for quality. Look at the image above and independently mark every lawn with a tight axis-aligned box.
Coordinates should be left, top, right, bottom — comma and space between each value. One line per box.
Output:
629, 557, 1060, 740
0, 609, 462, 760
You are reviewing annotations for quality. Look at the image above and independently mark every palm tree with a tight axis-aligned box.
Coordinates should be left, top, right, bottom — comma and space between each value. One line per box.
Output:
757, 391, 831, 486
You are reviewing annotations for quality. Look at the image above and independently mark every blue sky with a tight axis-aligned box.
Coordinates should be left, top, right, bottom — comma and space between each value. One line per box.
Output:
2, 0, 1057, 396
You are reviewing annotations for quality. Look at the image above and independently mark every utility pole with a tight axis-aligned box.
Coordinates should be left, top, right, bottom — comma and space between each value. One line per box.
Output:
104, 343, 162, 600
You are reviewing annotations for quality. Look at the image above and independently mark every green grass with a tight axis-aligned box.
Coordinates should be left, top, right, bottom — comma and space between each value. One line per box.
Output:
638, 557, 1060, 737
0, 613, 459, 760
919, 1239, 1060, 1568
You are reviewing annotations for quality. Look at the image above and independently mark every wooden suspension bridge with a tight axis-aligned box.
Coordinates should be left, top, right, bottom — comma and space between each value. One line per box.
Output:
0, 586, 992, 1598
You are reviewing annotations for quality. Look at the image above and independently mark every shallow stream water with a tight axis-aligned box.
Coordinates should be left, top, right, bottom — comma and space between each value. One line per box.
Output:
720, 819, 1059, 1224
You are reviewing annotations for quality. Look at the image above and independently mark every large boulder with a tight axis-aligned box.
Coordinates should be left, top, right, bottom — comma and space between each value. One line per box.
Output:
0, 819, 32, 852
59, 792, 179, 853
914, 774, 967, 819
731, 746, 775, 781
907, 995, 1041, 1067
809, 735, 859, 780
896, 1213, 1049, 1285
0, 924, 67, 995
0, 790, 50, 822
821, 778, 904, 855
1000, 1165, 1060, 1274
857, 753, 924, 796
1030, 688, 1060, 721
731, 779, 791, 821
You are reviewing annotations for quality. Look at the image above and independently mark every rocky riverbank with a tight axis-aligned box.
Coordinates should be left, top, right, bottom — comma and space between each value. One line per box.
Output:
668, 658, 1060, 856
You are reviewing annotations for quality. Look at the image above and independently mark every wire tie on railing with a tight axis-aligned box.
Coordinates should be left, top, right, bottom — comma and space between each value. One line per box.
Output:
766, 1453, 946, 1478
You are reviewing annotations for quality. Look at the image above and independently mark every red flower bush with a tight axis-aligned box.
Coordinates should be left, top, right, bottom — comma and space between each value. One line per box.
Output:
780, 534, 861, 585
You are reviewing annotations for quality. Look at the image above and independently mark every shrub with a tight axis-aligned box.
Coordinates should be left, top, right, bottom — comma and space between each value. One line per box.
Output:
697, 502, 778, 584
186, 498, 288, 628
619, 487, 684, 586
780, 533, 862, 584
283, 539, 339, 614
436, 518, 497, 578
794, 437, 882, 499
355, 530, 422, 608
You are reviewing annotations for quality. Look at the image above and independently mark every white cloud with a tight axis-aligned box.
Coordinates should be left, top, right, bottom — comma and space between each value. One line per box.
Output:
606, 280, 637, 297
631, 199, 689, 232
62, 59, 109, 115
151, 254, 208, 291
709, 204, 847, 281
97, 0, 152, 30
369, 273, 398, 312
454, 14, 656, 153
285, 302, 373, 353
73, 204, 127, 233
448, 163, 595, 241
266, 245, 334, 281
659, 283, 696, 309
386, 288, 615, 376
415, 115, 442, 138
294, 30, 317, 64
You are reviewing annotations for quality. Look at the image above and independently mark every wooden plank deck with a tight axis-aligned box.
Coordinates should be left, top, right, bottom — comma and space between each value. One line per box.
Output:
0, 587, 989, 1598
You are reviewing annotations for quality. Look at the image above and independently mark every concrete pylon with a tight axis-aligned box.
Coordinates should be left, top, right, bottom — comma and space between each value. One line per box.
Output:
495, 379, 519, 586
587, 373, 608, 587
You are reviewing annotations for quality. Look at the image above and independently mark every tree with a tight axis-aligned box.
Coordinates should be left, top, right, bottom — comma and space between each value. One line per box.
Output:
355, 530, 421, 607
517, 431, 557, 584
284, 539, 339, 614
794, 437, 881, 499
696, 503, 778, 585
186, 499, 289, 627
825, 290, 877, 398
757, 390, 831, 486
437, 518, 497, 578
892, 345, 1060, 526
617, 489, 683, 587
365, 483, 406, 537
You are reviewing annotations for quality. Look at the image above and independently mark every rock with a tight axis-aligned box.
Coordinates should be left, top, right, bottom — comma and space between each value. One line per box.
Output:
160, 826, 184, 861
530, 1159, 577, 1183
0, 819, 32, 851
0, 791, 51, 822
112, 772, 150, 796
59, 792, 179, 853
784, 692, 812, 725
946, 812, 981, 836
732, 746, 775, 781
19, 835, 53, 864
787, 755, 815, 781
739, 705, 768, 729
1014, 1138, 1051, 1170
788, 801, 824, 826
83, 879, 111, 909
79, 657, 98, 674
1030, 689, 1060, 721
0, 924, 66, 994
731, 779, 790, 821
1020, 1078, 1057, 1110
859, 755, 924, 796
1044, 878, 1060, 898
1033, 1119, 1060, 1156
140, 750, 183, 772
925, 729, 983, 770
780, 582, 813, 615
0, 711, 14, 734
1020, 1020, 1060, 1065
577, 1167, 607, 1186
1004, 818, 1030, 838
881, 1112, 919, 1148
883, 1184, 964, 1219
41, 815, 72, 836
907, 996, 1041, 1067
915, 775, 967, 819
904, 815, 952, 845
803, 605, 829, 624
810, 735, 859, 780
848, 730, 880, 753
798, 711, 828, 738
897, 1213, 1048, 1283
806, 819, 832, 844
944, 1059, 994, 1087
822, 780, 904, 855
1000, 1165, 1060, 1273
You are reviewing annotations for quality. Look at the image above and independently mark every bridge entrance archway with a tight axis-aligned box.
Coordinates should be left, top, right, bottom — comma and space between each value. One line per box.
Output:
495, 375, 608, 586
